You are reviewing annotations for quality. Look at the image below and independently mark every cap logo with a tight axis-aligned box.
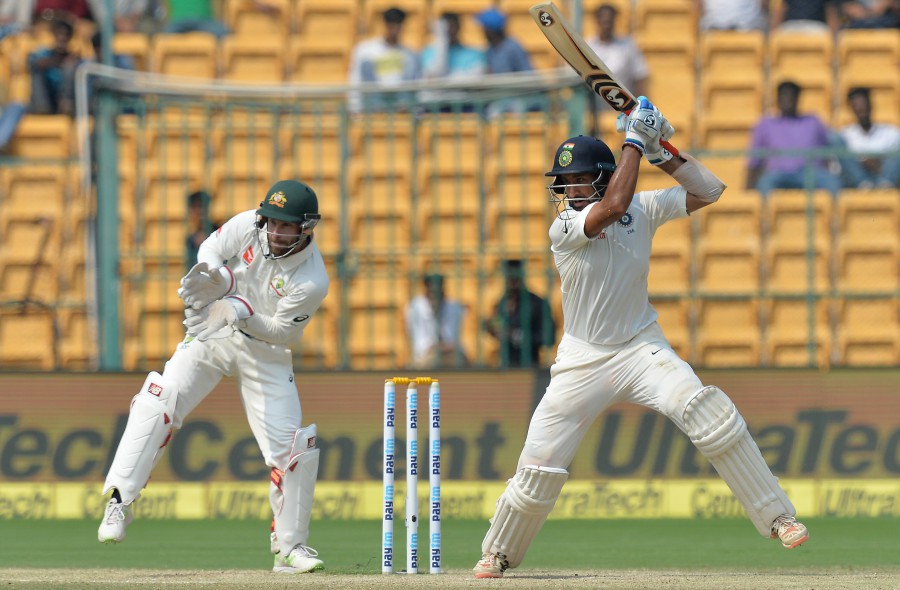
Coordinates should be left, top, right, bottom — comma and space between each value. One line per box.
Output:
558, 150, 573, 167
267, 191, 287, 208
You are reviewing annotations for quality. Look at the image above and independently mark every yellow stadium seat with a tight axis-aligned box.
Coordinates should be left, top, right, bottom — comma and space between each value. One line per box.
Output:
150, 33, 219, 78
650, 298, 692, 360
416, 160, 483, 251
224, 0, 291, 38
418, 112, 484, 173
0, 164, 69, 222
212, 113, 279, 168
763, 190, 833, 294
634, 0, 696, 38
280, 112, 343, 177
0, 236, 59, 303
346, 163, 413, 252
488, 113, 566, 175
141, 164, 204, 221
349, 113, 417, 174
293, 0, 359, 50
835, 298, 900, 366
347, 306, 407, 369
696, 299, 761, 367
220, 36, 285, 82
837, 29, 900, 73
649, 217, 693, 296
764, 298, 831, 368
700, 30, 765, 78
8, 115, 72, 158
286, 38, 351, 84
0, 310, 56, 370
294, 305, 339, 369
769, 30, 834, 119
696, 195, 762, 294
834, 190, 900, 293
112, 32, 150, 71
123, 312, 186, 370
702, 76, 764, 121
59, 309, 94, 369
697, 117, 754, 151
209, 163, 270, 222
144, 114, 210, 166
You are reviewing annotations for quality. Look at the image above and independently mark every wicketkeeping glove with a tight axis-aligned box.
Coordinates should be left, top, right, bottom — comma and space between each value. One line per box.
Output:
615, 96, 673, 155
178, 262, 236, 310
194, 296, 254, 341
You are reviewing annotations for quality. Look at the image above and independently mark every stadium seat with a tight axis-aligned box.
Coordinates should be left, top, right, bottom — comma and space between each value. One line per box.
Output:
701, 76, 763, 122
695, 195, 762, 294
224, 0, 291, 38
141, 164, 204, 222
636, 35, 696, 132
769, 30, 834, 119
346, 163, 413, 252
349, 113, 417, 174
834, 190, 900, 293
7, 115, 72, 159
150, 33, 219, 78
286, 38, 351, 84
649, 216, 693, 296
650, 298, 692, 361
0, 164, 69, 222
0, 219, 60, 303
837, 28, 900, 74
763, 190, 833, 294
418, 112, 484, 173
209, 163, 270, 222
292, 0, 358, 52
347, 306, 407, 370
0, 309, 57, 370
497, 0, 561, 70
58, 309, 94, 369
486, 168, 553, 253
294, 304, 339, 369
212, 112, 279, 169
123, 311, 186, 370
416, 160, 484, 251
700, 30, 765, 78
696, 298, 761, 367
112, 32, 151, 71
764, 298, 832, 368
220, 36, 285, 82
834, 298, 900, 366
633, 0, 696, 40
487, 113, 566, 175
144, 113, 210, 166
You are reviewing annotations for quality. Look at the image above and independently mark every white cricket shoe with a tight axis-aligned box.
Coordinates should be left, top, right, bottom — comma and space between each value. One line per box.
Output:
473, 552, 509, 579
273, 544, 325, 573
771, 514, 809, 549
98, 498, 133, 543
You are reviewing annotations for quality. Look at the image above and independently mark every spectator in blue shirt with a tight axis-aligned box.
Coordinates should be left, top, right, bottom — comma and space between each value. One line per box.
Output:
419, 12, 486, 112
474, 7, 538, 117
27, 18, 82, 115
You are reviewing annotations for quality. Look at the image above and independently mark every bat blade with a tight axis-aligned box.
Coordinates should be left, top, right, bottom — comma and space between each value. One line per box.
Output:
530, 2, 679, 156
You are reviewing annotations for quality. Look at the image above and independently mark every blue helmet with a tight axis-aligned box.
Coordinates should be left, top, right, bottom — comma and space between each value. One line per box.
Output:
545, 135, 617, 196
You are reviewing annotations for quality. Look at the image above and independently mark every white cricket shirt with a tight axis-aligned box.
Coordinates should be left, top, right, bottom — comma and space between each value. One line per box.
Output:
549, 187, 687, 346
197, 210, 330, 346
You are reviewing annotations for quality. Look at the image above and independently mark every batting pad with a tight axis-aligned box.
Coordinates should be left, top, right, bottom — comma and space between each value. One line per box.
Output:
103, 372, 178, 504
482, 465, 569, 569
272, 424, 320, 555
683, 386, 794, 536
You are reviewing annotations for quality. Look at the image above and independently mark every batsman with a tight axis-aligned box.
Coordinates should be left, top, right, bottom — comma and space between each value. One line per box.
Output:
98, 180, 330, 574
473, 98, 809, 578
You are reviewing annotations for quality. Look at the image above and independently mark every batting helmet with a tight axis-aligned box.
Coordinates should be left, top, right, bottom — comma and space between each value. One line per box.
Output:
545, 135, 617, 194
256, 180, 321, 259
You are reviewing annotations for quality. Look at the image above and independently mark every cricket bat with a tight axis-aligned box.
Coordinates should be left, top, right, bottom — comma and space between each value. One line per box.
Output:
530, 2, 679, 157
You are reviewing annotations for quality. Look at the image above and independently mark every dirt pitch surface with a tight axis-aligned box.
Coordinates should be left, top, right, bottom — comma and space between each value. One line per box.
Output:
2, 568, 898, 590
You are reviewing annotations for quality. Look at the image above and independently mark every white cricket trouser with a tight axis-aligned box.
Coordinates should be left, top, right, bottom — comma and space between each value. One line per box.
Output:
519, 322, 702, 470
162, 331, 301, 471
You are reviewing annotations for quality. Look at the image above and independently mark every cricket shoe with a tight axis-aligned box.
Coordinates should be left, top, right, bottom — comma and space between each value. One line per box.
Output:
98, 498, 133, 543
473, 552, 509, 579
771, 514, 809, 549
273, 544, 325, 573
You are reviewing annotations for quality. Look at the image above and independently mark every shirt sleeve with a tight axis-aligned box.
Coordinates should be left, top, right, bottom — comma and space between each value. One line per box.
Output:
549, 202, 595, 253
197, 210, 255, 268
639, 187, 689, 234
241, 278, 328, 345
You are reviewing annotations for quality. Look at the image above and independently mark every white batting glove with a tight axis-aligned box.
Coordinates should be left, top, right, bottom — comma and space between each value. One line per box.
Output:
183, 306, 208, 337
195, 296, 254, 341
645, 116, 675, 165
615, 96, 670, 154
178, 262, 236, 310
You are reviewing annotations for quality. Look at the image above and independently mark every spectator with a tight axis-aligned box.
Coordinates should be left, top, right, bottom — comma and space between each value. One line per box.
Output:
164, 0, 280, 38
837, 87, 900, 189
0, 101, 27, 151
347, 6, 419, 113
771, 0, 841, 34
695, 0, 768, 31
0, 0, 30, 40
587, 4, 648, 100
65, 31, 135, 115
746, 80, 842, 197
484, 259, 556, 368
33, 0, 100, 25
475, 7, 532, 75
840, 0, 900, 28
405, 273, 468, 369
185, 190, 220, 271
419, 12, 486, 112
27, 18, 82, 115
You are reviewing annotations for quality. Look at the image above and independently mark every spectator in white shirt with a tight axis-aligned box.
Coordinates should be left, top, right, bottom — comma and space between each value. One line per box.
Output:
695, 0, 768, 31
405, 273, 468, 369
838, 87, 900, 189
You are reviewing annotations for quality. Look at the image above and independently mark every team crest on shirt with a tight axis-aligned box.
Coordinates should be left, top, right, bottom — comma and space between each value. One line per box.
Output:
270, 276, 287, 297
617, 213, 634, 227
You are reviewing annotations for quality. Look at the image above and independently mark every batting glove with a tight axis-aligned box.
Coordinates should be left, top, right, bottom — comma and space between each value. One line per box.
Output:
178, 262, 236, 310
615, 96, 671, 155
195, 296, 254, 341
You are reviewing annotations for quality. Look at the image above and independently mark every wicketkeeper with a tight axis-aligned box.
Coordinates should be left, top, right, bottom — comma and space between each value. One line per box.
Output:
99, 180, 330, 574
473, 98, 809, 578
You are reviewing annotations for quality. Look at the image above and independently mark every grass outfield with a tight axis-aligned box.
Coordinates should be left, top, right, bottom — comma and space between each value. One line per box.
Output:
1, 518, 898, 589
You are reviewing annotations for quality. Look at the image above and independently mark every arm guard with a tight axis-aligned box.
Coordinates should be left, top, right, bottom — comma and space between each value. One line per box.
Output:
672, 154, 727, 203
